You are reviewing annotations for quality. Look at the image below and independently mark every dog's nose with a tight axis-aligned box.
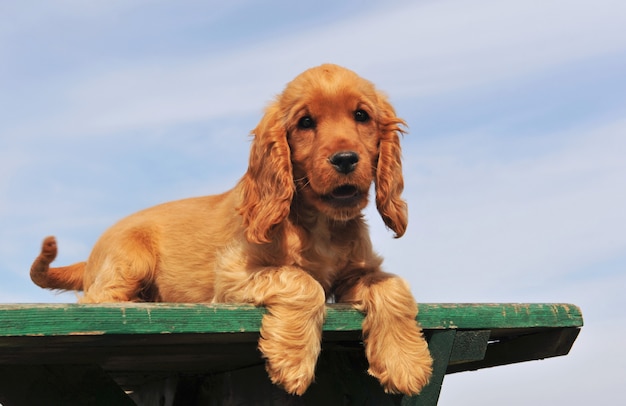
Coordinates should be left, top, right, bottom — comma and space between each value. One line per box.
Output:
329, 151, 359, 174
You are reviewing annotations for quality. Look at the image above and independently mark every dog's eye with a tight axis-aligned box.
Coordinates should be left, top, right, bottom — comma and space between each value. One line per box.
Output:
297, 116, 315, 129
354, 109, 370, 123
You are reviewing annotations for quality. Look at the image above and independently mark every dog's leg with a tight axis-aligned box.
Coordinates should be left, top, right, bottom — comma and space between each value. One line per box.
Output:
337, 272, 432, 395
80, 274, 147, 303
222, 267, 326, 396
79, 234, 158, 303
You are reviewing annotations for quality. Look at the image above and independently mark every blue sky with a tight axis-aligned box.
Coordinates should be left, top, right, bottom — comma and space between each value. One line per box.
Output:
1, 0, 625, 404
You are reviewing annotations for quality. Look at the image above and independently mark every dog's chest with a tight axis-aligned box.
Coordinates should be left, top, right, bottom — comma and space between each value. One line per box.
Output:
287, 221, 352, 286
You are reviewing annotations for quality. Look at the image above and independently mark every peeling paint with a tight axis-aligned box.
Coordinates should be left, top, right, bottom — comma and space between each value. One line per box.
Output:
0, 303, 583, 338
68, 331, 106, 336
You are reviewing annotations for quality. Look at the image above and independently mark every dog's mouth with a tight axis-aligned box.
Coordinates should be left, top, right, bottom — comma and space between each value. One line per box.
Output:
321, 185, 361, 206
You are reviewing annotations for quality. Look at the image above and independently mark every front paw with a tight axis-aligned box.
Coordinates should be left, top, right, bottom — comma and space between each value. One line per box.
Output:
257, 303, 325, 396
366, 324, 433, 395
259, 336, 319, 396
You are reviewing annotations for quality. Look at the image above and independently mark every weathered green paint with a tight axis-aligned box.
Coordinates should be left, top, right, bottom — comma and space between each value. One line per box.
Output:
417, 303, 583, 330
0, 303, 583, 406
0, 303, 582, 337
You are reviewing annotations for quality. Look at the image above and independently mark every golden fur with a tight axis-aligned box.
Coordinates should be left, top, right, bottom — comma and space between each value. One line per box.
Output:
31, 64, 432, 395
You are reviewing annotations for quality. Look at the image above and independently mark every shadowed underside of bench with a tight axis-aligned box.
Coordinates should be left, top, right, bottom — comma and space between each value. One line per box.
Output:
0, 303, 583, 405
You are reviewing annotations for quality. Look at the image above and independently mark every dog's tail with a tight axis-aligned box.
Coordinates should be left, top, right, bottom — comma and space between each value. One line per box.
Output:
30, 236, 85, 291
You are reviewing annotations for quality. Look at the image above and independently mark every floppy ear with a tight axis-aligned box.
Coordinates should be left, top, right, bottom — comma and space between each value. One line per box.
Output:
375, 94, 408, 238
238, 102, 294, 244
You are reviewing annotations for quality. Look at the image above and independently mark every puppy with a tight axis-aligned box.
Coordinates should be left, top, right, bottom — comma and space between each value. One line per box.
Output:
31, 63, 433, 395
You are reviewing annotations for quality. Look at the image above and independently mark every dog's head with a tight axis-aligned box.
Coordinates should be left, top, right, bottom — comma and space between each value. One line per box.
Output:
240, 64, 407, 244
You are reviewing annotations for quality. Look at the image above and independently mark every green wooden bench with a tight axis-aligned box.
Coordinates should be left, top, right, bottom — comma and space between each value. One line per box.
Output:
0, 303, 582, 405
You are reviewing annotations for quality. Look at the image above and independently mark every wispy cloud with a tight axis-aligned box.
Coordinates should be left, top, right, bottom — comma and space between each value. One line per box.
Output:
6, 0, 625, 142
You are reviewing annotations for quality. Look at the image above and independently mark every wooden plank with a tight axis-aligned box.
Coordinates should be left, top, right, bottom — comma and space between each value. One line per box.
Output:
0, 303, 265, 336
0, 303, 583, 405
448, 330, 490, 364
446, 327, 581, 374
0, 303, 583, 337
416, 303, 583, 330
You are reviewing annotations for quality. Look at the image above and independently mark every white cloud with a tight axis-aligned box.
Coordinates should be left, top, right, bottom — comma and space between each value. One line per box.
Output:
375, 0, 626, 96
8, 0, 626, 141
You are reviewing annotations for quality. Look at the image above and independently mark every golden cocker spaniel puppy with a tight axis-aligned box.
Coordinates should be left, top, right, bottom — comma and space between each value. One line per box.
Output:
31, 63, 433, 396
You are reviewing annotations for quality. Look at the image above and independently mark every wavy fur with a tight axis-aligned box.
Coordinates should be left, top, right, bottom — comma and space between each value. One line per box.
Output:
30, 64, 432, 395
